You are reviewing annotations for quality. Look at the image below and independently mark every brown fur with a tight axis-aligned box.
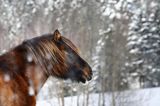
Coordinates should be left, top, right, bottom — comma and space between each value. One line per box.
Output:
0, 30, 92, 106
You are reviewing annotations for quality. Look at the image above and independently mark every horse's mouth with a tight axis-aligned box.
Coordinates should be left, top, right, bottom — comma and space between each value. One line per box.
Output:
80, 75, 92, 83
66, 65, 92, 83
80, 66, 92, 83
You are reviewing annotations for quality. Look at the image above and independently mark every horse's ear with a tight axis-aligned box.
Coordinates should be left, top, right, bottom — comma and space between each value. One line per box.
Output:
53, 29, 61, 41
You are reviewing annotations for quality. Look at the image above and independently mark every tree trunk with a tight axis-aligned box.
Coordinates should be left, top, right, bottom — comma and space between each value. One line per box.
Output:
60, 81, 65, 106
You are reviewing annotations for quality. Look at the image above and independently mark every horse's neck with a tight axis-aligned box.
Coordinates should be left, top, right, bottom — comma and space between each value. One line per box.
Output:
11, 46, 49, 96
25, 65, 48, 95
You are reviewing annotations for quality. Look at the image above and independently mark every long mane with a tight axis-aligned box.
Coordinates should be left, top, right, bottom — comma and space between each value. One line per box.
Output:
23, 36, 67, 77
61, 36, 79, 54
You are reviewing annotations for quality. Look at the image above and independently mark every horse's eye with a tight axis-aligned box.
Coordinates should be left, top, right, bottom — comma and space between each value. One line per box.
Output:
55, 40, 62, 46
58, 37, 62, 41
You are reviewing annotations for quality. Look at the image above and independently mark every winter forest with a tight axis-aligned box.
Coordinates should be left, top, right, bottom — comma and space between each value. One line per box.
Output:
0, 0, 160, 106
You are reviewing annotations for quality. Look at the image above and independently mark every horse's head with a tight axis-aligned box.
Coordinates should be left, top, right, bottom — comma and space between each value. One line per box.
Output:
52, 30, 92, 83
24, 29, 92, 83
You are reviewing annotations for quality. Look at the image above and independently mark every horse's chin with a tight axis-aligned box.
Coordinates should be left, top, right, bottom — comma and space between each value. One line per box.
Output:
78, 77, 86, 83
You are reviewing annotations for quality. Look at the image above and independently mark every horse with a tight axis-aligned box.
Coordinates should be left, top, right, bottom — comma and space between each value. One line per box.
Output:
0, 29, 92, 106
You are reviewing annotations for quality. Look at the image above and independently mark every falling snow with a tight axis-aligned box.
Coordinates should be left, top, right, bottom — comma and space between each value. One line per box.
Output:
0, 0, 160, 106
4, 74, 10, 82
29, 86, 35, 96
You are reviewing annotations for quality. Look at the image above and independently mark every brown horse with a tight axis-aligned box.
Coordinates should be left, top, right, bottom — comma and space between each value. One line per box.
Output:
0, 30, 92, 106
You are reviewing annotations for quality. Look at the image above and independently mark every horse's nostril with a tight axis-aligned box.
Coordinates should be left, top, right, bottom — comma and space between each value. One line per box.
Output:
82, 66, 92, 81
87, 75, 92, 81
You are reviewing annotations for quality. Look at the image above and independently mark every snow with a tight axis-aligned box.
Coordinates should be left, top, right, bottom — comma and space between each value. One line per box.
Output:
27, 54, 33, 62
4, 74, 10, 82
129, 48, 139, 54
29, 86, 35, 96
37, 87, 160, 106
150, 1, 157, 8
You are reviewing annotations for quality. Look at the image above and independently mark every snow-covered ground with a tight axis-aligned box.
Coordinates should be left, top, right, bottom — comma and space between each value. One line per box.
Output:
37, 87, 160, 106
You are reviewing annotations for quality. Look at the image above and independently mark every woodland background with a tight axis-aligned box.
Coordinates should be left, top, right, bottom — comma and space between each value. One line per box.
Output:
0, 0, 160, 106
